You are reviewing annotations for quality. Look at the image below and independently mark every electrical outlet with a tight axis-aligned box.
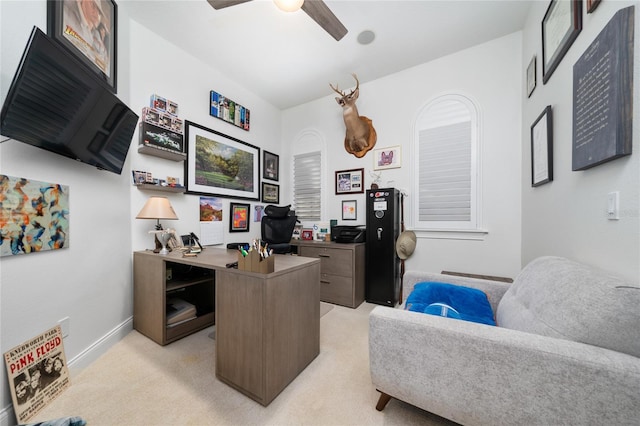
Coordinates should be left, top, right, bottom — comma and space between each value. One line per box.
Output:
58, 317, 70, 338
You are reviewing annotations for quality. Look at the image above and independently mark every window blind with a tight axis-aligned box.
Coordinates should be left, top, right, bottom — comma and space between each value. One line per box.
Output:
418, 121, 472, 222
293, 151, 321, 222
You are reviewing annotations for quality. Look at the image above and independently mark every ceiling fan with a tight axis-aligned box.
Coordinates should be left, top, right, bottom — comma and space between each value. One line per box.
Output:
206, 0, 348, 41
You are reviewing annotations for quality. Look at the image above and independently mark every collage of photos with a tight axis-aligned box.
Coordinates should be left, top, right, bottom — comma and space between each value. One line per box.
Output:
210, 90, 250, 131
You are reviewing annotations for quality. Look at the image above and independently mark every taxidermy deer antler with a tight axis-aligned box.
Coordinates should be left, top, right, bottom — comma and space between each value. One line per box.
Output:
330, 74, 377, 158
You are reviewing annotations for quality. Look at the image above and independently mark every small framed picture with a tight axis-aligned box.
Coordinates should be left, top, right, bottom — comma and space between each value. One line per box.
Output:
373, 146, 401, 170
527, 56, 536, 98
531, 106, 553, 187
261, 182, 280, 204
229, 202, 250, 232
301, 229, 314, 240
542, 0, 582, 84
335, 168, 364, 195
263, 151, 279, 181
47, 0, 118, 92
342, 200, 357, 220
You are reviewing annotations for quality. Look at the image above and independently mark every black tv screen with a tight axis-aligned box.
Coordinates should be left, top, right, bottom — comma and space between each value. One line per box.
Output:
0, 26, 138, 175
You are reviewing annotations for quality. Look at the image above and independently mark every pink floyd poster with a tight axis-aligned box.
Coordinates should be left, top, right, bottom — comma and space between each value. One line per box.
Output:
0, 175, 69, 257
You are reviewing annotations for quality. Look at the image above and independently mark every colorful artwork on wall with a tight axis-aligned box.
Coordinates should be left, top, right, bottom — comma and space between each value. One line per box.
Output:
0, 175, 69, 257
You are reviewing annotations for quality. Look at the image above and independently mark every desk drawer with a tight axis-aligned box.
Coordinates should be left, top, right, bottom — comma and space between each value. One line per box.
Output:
300, 247, 352, 277
320, 274, 352, 306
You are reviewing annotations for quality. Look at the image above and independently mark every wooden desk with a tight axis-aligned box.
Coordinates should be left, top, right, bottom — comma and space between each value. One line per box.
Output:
133, 249, 320, 406
291, 240, 365, 308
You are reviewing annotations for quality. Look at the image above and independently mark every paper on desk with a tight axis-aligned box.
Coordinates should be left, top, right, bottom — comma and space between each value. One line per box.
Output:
200, 221, 223, 245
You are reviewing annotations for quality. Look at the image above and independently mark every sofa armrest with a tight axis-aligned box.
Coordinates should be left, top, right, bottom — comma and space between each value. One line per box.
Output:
369, 306, 640, 426
403, 270, 510, 313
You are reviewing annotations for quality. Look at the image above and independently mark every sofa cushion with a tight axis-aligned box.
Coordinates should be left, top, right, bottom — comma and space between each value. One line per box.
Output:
405, 282, 496, 326
497, 256, 640, 358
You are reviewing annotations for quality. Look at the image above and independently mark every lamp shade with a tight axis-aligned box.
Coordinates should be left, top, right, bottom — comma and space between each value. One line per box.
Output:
136, 197, 178, 220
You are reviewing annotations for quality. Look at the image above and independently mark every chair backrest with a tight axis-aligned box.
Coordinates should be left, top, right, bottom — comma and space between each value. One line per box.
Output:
261, 205, 297, 245
496, 256, 640, 357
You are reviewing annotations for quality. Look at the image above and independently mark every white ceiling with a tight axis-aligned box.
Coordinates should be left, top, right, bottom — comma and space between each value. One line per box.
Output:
123, 0, 534, 110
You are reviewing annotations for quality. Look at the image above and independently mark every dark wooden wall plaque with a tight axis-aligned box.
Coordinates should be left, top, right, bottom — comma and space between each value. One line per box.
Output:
572, 6, 634, 171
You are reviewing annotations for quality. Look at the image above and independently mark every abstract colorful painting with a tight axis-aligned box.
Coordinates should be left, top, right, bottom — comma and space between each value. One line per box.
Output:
0, 175, 69, 257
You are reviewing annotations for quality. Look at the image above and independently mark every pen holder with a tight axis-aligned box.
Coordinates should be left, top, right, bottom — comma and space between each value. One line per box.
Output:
237, 250, 274, 274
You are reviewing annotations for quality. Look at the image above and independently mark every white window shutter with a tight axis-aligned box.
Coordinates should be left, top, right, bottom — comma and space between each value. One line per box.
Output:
414, 94, 479, 230
293, 151, 321, 222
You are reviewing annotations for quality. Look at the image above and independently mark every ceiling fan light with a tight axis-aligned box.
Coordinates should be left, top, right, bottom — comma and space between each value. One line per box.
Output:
274, 0, 304, 12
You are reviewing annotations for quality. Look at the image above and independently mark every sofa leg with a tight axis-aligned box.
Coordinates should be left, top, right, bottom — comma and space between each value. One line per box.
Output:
375, 392, 392, 411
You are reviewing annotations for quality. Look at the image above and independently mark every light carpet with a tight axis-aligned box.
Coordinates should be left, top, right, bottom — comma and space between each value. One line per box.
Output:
29, 302, 456, 425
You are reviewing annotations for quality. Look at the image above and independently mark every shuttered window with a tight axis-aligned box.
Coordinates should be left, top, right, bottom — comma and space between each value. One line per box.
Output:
413, 94, 480, 230
293, 151, 321, 222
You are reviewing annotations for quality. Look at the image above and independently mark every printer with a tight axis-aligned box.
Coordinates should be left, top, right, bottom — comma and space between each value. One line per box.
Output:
331, 225, 366, 243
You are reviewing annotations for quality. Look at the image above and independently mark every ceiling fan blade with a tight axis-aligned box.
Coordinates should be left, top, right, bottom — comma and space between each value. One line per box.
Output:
206, 0, 252, 10
301, 0, 348, 41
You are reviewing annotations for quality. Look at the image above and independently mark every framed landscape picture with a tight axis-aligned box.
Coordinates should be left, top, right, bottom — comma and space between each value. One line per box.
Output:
261, 182, 279, 204
47, 0, 117, 91
184, 121, 260, 201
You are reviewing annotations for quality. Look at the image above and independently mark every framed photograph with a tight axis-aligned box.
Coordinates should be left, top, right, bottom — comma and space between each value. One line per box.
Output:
261, 182, 280, 204
531, 106, 553, 187
47, 0, 117, 91
301, 229, 314, 240
335, 168, 364, 195
373, 146, 402, 170
342, 200, 357, 220
587, 0, 601, 14
263, 151, 279, 181
229, 203, 250, 232
527, 56, 536, 97
184, 121, 260, 201
542, 0, 582, 84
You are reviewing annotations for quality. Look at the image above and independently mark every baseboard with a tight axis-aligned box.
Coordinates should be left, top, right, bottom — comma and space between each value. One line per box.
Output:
0, 317, 133, 426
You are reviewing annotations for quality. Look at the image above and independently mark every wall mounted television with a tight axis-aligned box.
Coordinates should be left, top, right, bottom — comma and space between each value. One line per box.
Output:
0, 26, 138, 175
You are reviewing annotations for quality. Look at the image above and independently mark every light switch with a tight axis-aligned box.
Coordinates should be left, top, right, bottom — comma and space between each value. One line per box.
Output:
607, 191, 619, 220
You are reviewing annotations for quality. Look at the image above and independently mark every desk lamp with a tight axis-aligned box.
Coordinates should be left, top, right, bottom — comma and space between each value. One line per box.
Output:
136, 196, 178, 254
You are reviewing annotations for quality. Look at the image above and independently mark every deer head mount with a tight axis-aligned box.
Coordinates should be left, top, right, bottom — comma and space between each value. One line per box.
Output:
330, 74, 376, 158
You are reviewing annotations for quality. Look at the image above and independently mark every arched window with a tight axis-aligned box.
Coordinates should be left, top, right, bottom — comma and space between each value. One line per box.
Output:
412, 94, 481, 231
292, 129, 325, 223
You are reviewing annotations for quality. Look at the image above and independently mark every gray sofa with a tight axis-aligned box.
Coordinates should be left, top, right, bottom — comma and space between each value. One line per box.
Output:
369, 256, 640, 425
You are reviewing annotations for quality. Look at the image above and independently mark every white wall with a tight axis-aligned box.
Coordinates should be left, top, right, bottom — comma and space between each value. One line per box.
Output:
125, 17, 283, 251
282, 32, 524, 279
0, 2, 283, 422
0, 0, 134, 419
521, 1, 640, 282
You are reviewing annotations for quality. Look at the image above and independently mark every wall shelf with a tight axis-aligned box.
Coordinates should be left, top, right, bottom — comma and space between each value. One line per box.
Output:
135, 183, 185, 193
138, 144, 186, 161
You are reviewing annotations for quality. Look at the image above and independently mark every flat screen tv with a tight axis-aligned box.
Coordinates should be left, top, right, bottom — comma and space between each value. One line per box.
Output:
0, 26, 138, 175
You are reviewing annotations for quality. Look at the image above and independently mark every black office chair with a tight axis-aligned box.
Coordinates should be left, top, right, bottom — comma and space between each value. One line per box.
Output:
261, 205, 298, 254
